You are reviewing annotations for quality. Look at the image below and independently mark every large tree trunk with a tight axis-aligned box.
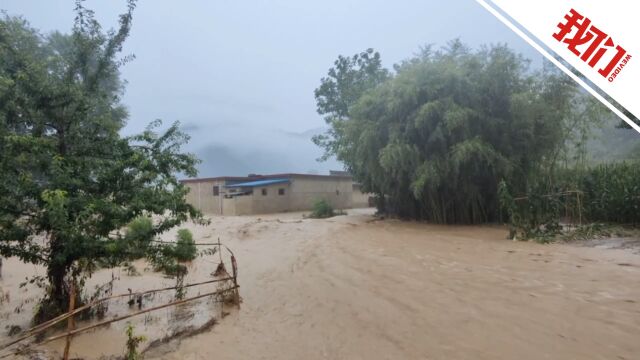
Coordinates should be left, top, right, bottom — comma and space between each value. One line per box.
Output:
48, 262, 70, 308
33, 262, 71, 324
35, 234, 72, 324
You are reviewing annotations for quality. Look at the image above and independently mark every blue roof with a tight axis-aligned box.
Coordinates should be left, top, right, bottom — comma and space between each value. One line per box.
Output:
224, 178, 289, 188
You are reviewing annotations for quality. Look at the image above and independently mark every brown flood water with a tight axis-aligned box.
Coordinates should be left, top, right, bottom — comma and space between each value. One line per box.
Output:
1, 208, 640, 359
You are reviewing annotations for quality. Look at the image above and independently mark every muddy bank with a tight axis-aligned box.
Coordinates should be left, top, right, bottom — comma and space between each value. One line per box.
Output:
565, 236, 640, 255
2, 209, 640, 359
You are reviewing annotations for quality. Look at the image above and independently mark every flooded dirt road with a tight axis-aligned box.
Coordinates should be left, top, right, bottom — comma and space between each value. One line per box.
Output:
2, 209, 640, 359
153, 209, 640, 360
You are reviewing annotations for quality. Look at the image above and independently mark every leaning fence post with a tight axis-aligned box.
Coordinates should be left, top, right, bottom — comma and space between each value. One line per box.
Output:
63, 281, 76, 360
231, 254, 240, 304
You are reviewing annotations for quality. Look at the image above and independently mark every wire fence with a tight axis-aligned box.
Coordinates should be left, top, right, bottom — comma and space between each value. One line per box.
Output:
0, 239, 240, 359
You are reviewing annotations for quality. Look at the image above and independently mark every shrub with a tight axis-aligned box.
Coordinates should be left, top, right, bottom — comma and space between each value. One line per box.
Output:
147, 228, 195, 277
309, 199, 335, 218
147, 246, 185, 276
498, 180, 563, 242
124, 216, 154, 258
174, 229, 197, 262
126, 216, 153, 240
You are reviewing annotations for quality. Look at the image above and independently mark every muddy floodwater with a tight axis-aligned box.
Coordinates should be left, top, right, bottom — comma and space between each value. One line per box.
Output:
1, 208, 640, 359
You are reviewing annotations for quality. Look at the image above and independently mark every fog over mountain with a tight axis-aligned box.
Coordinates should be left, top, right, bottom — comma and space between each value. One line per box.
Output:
182, 124, 338, 177
2, 0, 545, 177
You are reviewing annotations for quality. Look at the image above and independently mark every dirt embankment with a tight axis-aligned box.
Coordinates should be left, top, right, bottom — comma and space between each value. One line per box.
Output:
2, 209, 640, 359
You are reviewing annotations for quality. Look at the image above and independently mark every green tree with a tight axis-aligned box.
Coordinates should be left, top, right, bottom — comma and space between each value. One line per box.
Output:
315, 41, 584, 223
0, 1, 204, 321
313, 48, 389, 160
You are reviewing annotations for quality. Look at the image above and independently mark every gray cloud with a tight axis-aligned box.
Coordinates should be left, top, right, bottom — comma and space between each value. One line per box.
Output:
2, 0, 542, 176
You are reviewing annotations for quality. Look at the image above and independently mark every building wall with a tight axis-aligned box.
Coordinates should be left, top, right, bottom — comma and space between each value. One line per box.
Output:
352, 184, 373, 208
288, 177, 352, 211
249, 183, 292, 214
221, 196, 236, 215
223, 195, 254, 215
184, 180, 225, 215
184, 175, 354, 215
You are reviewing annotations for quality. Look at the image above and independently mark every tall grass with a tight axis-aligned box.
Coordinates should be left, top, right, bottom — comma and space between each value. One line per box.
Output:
500, 162, 640, 240
576, 163, 640, 224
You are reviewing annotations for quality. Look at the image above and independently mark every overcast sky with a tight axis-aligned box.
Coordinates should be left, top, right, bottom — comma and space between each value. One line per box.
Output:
2, 0, 541, 177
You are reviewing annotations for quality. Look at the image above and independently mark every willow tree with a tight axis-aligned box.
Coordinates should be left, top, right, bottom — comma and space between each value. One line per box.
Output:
315, 41, 579, 223
0, 1, 203, 321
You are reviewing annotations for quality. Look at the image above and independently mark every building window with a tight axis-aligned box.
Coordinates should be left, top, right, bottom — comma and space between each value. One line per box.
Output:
278, 188, 285, 195
262, 188, 268, 196
213, 185, 220, 196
